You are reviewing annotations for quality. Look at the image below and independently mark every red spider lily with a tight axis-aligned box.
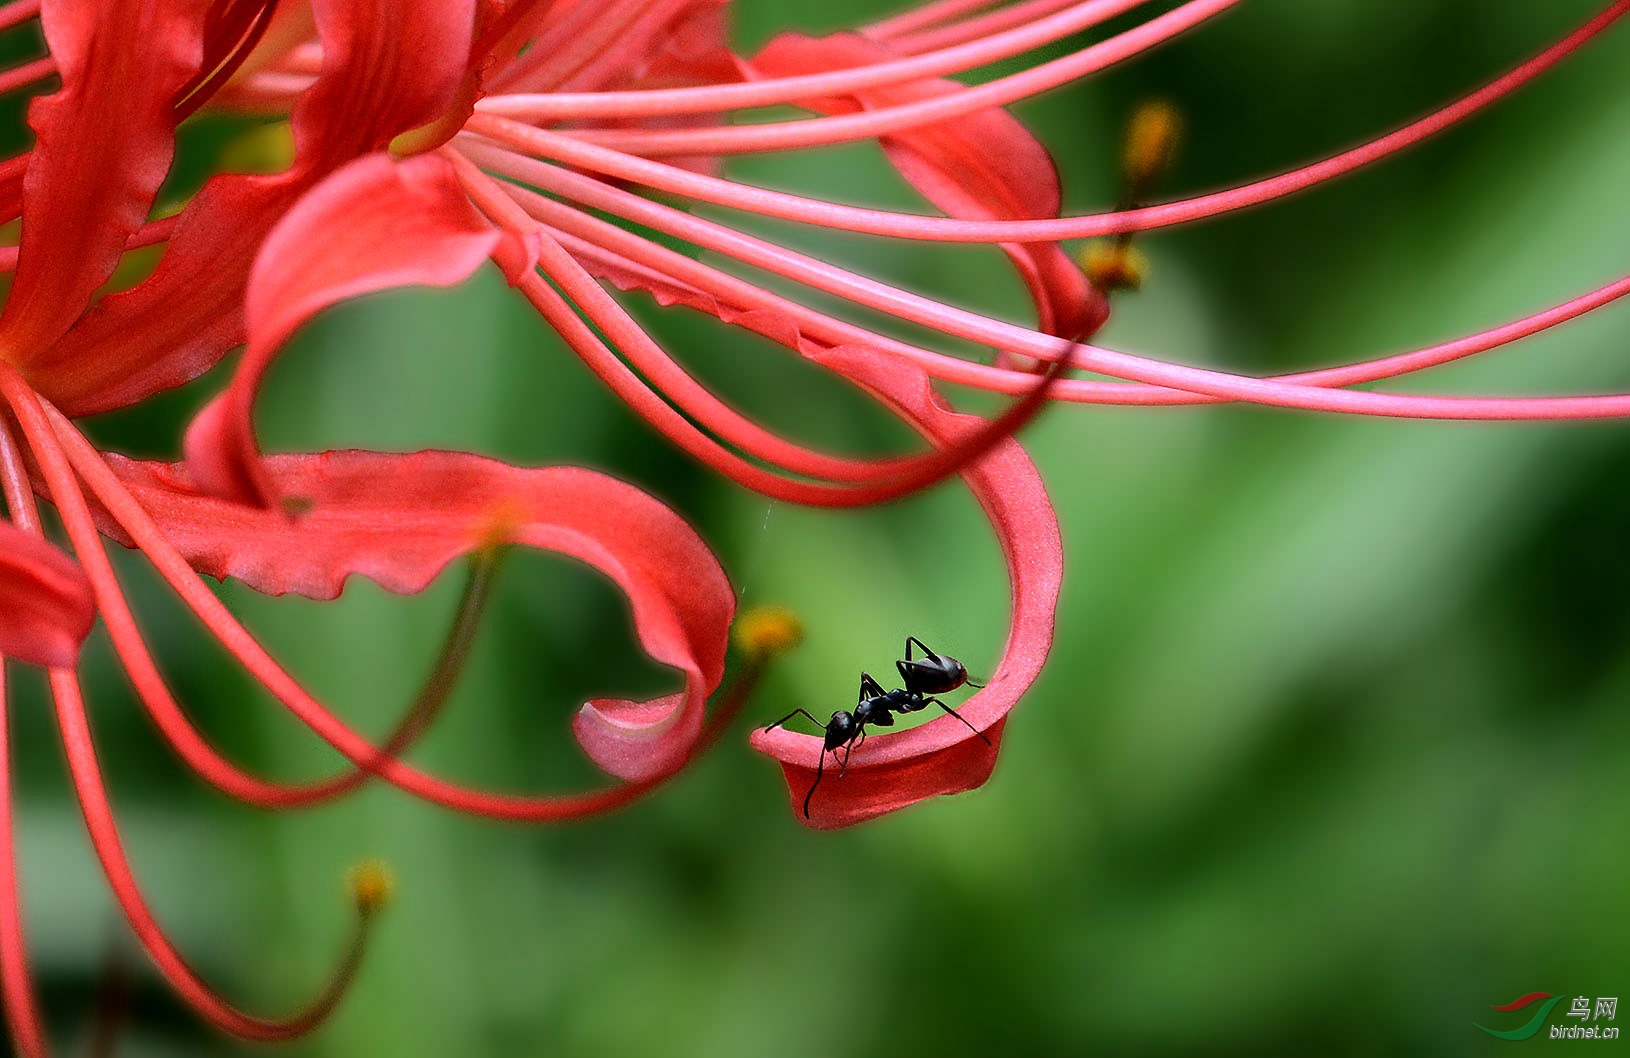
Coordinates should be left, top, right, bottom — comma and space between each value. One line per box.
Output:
0, 0, 1624, 1049
177, 0, 1629, 829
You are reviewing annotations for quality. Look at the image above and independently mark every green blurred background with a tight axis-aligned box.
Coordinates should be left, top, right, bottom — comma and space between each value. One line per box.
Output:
4, 0, 1628, 1054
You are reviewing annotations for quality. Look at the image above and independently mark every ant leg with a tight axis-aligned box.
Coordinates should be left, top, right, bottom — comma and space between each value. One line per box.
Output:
925, 698, 992, 745
802, 750, 828, 819
857, 672, 887, 705
904, 636, 941, 663
765, 708, 826, 732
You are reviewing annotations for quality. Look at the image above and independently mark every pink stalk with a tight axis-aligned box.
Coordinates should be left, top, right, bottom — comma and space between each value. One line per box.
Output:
466, 143, 1630, 419
550, 0, 1236, 155
457, 153, 1054, 486
23, 395, 717, 822
0, 666, 48, 1058
0, 57, 54, 97
0, 216, 180, 274
0, 419, 51, 1058
548, 0, 702, 95
0, 0, 40, 34
510, 261, 1070, 503
486, 166, 1630, 408
49, 667, 370, 1040
890, 0, 1097, 54
488, 0, 688, 93
464, 2, 1625, 239
476, 0, 1149, 120
863, 0, 1008, 41
1, 383, 373, 1041
26, 445, 415, 810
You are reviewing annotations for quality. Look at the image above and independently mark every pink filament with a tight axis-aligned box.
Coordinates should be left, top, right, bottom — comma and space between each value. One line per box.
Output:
1, 373, 369, 1041
548, 0, 1236, 155
0, 0, 40, 35
889, 0, 1091, 53
464, 1, 1626, 239
26, 394, 704, 822
0, 418, 51, 1058
476, 0, 1150, 121
466, 143, 1630, 419
485, 166, 1630, 410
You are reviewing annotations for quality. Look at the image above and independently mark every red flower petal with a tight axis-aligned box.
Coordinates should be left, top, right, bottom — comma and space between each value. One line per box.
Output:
184, 153, 507, 507
0, 522, 95, 669
748, 348, 1062, 828
29, 0, 479, 415
745, 32, 1106, 340
0, 0, 208, 356
98, 449, 734, 782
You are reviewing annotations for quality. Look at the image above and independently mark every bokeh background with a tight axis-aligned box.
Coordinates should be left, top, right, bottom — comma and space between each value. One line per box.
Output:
3, 0, 1627, 1054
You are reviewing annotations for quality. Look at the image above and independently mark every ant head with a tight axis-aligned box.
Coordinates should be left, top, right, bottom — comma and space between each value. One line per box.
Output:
823, 710, 857, 750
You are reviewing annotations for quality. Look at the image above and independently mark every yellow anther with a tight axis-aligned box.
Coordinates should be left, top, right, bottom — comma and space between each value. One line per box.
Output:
733, 606, 805, 658
1122, 100, 1182, 191
346, 859, 396, 920
1077, 240, 1148, 293
220, 121, 296, 176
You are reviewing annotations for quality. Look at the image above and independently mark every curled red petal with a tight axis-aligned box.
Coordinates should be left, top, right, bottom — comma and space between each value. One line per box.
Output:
29, 0, 479, 415
98, 449, 734, 782
748, 348, 1062, 827
0, 521, 95, 668
0, 0, 209, 356
745, 32, 1106, 339
292, 0, 475, 166
184, 152, 504, 506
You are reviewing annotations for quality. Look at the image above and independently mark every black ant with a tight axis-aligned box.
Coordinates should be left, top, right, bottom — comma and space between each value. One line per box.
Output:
765, 638, 990, 818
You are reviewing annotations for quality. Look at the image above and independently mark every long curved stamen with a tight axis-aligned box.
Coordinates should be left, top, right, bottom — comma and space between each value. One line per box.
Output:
0, 662, 49, 1058
887, 0, 1089, 53
463, 2, 1626, 239
542, 0, 1235, 155
0, 57, 54, 98
0, 421, 51, 1058
2, 393, 377, 1042
476, 0, 1150, 121
459, 154, 1062, 489
468, 145, 1630, 420
512, 263, 1072, 505
863, 0, 1009, 41
20, 394, 745, 821
485, 167, 1630, 407
36, 468, 499, 809
0, 216, 179, 275
0, 0, 40, 35
49, 668, 376, 1040
488, 0, 668, 94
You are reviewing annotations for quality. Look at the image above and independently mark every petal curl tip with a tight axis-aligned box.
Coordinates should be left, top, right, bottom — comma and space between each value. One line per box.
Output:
573, 693, 698, 783
0, 523, 96, 668
748, 351, 1061, 828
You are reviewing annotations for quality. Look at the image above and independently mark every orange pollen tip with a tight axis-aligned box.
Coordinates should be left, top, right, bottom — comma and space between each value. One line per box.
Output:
346, 859, 396, 919
1123, 100, 1182, 189
733, 606, 805, 658
1077, 240, 1148, 293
